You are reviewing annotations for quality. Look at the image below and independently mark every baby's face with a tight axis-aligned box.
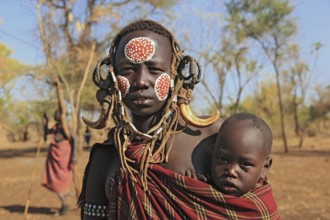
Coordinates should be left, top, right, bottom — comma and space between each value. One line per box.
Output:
211, 121, 268, 196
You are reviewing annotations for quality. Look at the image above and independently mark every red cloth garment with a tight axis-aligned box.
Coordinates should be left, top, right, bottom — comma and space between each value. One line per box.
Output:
108, 143, 280, 220
41, 125, 73, 194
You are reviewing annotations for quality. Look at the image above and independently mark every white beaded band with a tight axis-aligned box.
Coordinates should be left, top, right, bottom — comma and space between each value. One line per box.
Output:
84, 203, 109, 218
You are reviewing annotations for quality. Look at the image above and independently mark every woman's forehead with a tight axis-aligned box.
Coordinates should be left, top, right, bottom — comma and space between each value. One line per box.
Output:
119, 30, 169, 43
124, 37, 155, 63
116, 31, 171, 57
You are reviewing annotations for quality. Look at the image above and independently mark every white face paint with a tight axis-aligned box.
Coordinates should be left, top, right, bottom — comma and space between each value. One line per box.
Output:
155, 73, 171, 101
117, 75, 130, 96
124, 37, 155, 63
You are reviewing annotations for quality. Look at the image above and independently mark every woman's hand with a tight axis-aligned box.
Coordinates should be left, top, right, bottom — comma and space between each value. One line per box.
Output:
69, 155, 77, 170
43, 112, 49, 123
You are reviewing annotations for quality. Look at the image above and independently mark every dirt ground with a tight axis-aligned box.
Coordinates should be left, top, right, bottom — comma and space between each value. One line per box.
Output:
0, 136, 329, 220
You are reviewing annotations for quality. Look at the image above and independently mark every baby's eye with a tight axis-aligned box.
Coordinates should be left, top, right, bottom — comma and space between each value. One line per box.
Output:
216, 156, 228, 164
239, 161, 253, 168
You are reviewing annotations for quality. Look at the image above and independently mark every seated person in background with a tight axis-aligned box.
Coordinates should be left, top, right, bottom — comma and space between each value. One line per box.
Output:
211, 112, 274, 196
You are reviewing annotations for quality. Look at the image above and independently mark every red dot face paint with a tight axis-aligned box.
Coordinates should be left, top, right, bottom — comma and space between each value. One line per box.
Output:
117, 75, 130, 96
155, 73, 170, 101
124, 37, 155, 63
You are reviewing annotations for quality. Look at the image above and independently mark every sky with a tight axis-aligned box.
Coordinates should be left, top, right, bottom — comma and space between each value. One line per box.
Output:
292, 0, 330, 86
0, 1, 43, 64
1, 0, 330, 88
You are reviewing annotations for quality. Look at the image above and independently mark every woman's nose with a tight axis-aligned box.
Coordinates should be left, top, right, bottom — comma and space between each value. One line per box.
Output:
132, 65, 149, 89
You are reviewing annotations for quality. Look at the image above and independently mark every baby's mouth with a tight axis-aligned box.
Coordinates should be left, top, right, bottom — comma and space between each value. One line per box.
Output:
220, 180, 238, 194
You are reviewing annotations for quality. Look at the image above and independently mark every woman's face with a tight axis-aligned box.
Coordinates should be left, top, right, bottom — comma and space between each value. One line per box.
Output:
53, 109, 61, 122
114, 31, 172, 117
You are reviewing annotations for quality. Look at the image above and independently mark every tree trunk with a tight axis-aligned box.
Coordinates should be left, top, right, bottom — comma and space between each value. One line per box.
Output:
37, 0, 71, 140
274, 64, 288, 153
292, 92, 304, 148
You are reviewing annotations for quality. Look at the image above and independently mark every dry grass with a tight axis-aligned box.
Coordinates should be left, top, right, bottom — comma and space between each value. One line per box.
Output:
0, 135, 329, 219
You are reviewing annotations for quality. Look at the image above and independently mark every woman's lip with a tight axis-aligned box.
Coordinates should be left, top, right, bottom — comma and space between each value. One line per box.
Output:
132, 98, 152, 105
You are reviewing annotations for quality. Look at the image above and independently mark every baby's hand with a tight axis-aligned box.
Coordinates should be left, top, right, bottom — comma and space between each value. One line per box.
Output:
185, 170, 208, 182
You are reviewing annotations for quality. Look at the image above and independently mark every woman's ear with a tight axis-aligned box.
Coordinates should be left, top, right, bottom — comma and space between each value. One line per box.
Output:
261, 157, 272, 180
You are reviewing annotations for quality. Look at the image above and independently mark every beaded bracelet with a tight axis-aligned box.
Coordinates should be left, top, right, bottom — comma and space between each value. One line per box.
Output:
84, 203, 109, 218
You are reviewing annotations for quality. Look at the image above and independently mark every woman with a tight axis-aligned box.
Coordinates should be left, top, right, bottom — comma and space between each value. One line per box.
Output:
42, 109, 77, 216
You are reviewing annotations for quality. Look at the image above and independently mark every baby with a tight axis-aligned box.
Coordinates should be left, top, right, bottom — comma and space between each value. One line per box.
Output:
211, 112, 273, 196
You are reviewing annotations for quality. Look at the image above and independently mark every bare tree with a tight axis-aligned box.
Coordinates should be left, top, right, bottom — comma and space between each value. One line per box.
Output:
35, 0, 180, 137
225, 0, 297, 153
286, 43, 321, 147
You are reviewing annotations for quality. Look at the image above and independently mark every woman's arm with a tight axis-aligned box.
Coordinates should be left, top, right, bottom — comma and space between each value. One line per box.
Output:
43, 113, 52, 141
80, 144, 117, 219
69, 130, 78, 164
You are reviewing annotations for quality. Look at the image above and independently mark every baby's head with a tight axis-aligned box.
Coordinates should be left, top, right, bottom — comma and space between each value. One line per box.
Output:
211, 113, 273, 196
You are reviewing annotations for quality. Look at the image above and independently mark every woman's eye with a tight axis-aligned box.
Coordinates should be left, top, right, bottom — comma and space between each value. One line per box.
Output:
120, 68, 134, 75
149, 67, 163, 73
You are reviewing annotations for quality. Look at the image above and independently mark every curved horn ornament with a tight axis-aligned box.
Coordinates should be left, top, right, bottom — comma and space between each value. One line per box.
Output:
82, 102, 110, 129
179, 103, 220, 127
82, 111, 107, 129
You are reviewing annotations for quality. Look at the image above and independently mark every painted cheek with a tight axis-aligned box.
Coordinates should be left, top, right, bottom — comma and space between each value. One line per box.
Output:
117, 76, 130, 96
155, 73, 170, 101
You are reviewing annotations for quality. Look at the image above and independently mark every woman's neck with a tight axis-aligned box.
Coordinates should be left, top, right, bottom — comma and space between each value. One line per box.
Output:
132, 112, 162, 133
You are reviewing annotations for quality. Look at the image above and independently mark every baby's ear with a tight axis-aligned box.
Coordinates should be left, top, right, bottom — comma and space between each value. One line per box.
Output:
261, 157, 272, 180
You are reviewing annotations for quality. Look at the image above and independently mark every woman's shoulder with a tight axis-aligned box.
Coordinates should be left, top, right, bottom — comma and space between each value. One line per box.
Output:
206, 117, 223, 131
183, 117, 223, 137
89, 143, 117, 163
84, 142, 118, 189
